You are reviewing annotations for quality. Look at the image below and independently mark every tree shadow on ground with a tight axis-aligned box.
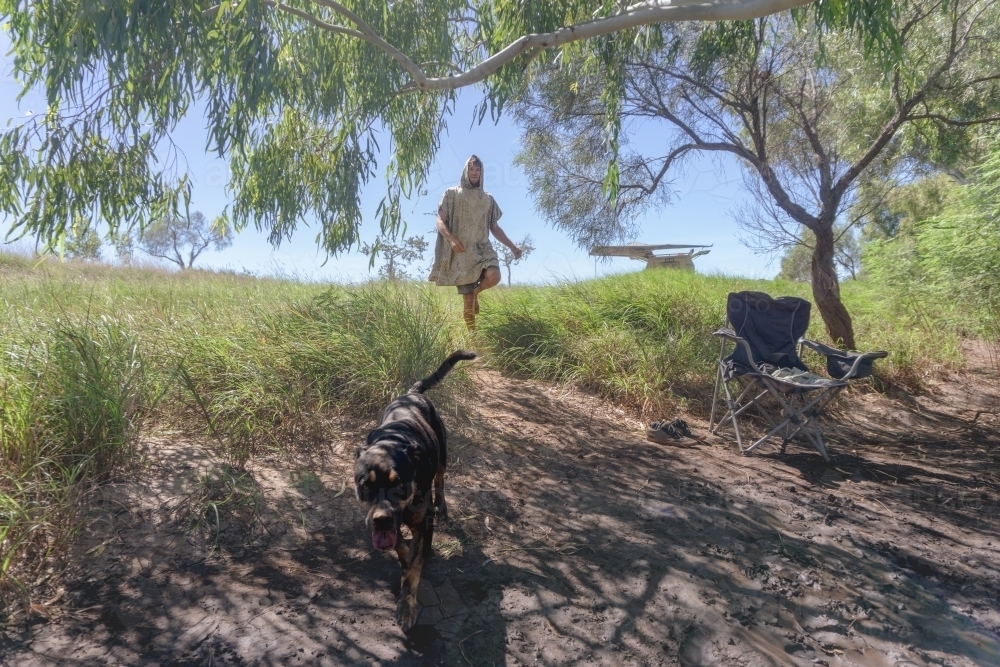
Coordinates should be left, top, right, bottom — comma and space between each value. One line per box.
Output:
4, 366, 999, 667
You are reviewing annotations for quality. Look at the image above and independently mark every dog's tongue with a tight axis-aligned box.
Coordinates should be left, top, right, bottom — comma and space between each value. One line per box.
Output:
372, 530, 397, 551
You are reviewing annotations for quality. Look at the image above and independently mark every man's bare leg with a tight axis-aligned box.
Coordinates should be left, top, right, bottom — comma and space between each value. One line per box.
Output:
462, 292, 476, 330
472, 267, 501, 316
461, 267, 501, 330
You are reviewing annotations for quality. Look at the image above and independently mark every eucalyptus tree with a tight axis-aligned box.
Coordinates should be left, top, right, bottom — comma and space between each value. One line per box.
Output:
0, 1, 903, 283
138, 211, 234, 269
360, 234, 429, 281
514, 0, 1000, 347
63, 219, 103, 260
494, 234, 535, 285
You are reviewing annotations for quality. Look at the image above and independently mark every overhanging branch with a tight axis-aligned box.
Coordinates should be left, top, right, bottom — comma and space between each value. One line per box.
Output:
206, 0, 811, 92
406, 0, 811, 91
907, 113, 1000, 126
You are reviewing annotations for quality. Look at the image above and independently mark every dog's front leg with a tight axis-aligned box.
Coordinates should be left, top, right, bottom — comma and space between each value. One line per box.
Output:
396, 514, 433, 631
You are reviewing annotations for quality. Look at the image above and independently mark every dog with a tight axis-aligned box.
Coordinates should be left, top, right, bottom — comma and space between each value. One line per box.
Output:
354, 349, 476, 631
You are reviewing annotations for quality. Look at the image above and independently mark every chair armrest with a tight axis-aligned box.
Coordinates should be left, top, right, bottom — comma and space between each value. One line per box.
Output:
798, 338, 889, 380
713, 328, 758, 368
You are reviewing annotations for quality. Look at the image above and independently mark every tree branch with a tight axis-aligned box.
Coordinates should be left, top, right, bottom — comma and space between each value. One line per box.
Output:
404, 0, 811, 91
906, 113, 1000, 127
642, 143, 728, 193
787, 78, 832, 198
165, 227, 185, 268
205, 0, 812, 93
834, 9, 968, 196
310, 0, 428, 85
204, 1, 366, 40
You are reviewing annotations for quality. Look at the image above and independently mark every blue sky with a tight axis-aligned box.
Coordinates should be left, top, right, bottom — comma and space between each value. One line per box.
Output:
0, 38, 777, 284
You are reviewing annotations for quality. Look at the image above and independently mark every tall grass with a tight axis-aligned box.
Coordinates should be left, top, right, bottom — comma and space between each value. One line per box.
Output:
1, 258, 471, 619
176, 282, 468, 465
476, 270, 963, 416
1, 317, 150, 610
0, 251, 971, 620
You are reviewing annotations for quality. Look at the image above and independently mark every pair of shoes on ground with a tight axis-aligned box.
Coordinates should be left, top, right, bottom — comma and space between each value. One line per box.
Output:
646, 418, 699, 448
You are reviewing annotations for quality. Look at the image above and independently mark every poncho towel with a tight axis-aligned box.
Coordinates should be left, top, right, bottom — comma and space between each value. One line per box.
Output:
428, 160, 501, 289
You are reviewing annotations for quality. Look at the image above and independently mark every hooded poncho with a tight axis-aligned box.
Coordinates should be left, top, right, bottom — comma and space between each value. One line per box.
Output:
428, 160, 502, 288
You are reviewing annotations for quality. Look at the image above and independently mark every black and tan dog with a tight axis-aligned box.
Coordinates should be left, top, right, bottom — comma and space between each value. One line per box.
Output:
354, 350, 476, 630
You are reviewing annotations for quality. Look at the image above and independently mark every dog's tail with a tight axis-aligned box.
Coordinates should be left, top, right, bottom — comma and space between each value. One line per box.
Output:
408, 350, 477, 394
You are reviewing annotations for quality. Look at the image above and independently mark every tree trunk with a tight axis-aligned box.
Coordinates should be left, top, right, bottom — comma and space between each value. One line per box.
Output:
810, 225, 856, 349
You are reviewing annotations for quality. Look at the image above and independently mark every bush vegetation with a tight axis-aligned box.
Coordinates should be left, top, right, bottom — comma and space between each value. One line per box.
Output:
864, 141, 1000, 341
0, 248, 976, 621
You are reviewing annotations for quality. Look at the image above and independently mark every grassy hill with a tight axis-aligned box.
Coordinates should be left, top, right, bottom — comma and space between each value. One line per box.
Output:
0, 251, 969, 617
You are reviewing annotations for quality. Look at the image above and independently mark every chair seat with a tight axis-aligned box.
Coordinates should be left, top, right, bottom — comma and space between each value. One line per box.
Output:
748, 367, 847, 391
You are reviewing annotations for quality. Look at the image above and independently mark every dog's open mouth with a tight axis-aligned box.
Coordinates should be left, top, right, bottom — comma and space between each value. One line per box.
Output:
372, 529, 397, 551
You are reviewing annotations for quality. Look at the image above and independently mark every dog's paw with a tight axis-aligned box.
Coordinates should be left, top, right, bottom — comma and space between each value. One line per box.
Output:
396, 594, 420, 632
435, 501, 448, 523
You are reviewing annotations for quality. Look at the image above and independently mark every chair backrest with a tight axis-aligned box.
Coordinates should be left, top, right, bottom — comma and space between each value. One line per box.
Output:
726, 291, 810, 374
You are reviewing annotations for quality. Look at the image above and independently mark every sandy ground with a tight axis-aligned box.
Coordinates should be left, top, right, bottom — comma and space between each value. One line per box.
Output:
2, 347, 999, 667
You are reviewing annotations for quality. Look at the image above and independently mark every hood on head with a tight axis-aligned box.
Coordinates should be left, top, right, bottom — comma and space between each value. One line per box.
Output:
460, 155, 483, 190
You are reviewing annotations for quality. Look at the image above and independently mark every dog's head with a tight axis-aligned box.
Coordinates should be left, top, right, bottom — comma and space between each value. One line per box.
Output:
353, 443, 416, 551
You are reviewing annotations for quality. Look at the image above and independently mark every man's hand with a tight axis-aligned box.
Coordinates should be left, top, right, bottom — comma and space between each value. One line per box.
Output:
511, 246, 523, 260
450, 238, 466, 253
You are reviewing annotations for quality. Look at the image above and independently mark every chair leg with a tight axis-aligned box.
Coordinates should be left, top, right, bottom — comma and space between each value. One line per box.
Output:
709, 366, 743, 435
745, 413, 796, 454
809, 419, 830, 462
733, 387, 769, 421
712, 371, 753, 435
751, 393, 780, 432
710, 339, 726, 431
710, 364, 723, 431
720, 376, 747, 454
715, 377, 782, 456
764, 385, 835, 462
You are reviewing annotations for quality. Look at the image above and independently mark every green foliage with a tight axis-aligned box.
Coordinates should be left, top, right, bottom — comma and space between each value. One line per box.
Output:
865, 140, 1000, 338
0, 249, 33, 271
0, 0, 911, 256
63, 219, 103, 261
176, 281, 465, 465
514, 1, 1000, 348
300, 283, 466, 412
779, 243, 813, 283
795, 0, 902, 64
512, 62, 660, 249
0, 261, 473, 615
856, 174, 958, 241
476, 270, 956, 415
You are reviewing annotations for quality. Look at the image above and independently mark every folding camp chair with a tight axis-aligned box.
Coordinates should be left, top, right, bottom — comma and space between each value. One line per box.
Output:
709, 291, 887, 461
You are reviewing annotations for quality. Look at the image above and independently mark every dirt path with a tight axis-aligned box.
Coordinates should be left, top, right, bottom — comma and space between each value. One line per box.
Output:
3, 350, 999, 667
